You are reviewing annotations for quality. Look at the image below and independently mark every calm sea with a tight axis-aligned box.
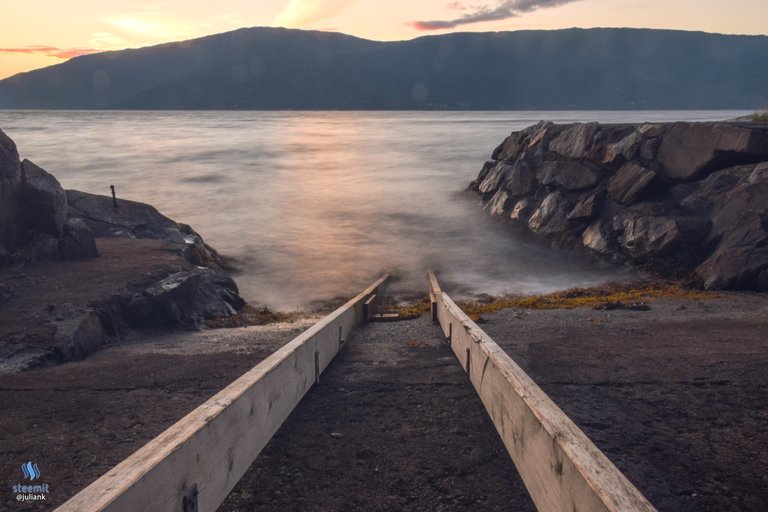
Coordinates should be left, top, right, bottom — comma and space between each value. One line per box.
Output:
0, 110, 750, 308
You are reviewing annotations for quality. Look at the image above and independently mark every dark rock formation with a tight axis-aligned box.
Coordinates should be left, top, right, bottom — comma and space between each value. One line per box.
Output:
121, 270, 245, 329
0, 130, 21, 256
470, 122, 768, 290
66, 189, 230, 271
21, 160, 68, 238
0, 128, 247, 371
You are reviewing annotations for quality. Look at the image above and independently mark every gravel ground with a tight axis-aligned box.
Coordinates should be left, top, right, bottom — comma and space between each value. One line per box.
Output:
220, 315, 535, 512
0, 323, 306, 511
479, 293, 768, 512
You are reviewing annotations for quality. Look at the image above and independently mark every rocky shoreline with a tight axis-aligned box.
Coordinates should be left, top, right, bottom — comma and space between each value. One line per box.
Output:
470, 121, 768, 290
0, 129, 247, 372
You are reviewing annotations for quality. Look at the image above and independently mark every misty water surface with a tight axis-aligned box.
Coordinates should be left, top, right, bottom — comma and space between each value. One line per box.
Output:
0, 110, 749, 308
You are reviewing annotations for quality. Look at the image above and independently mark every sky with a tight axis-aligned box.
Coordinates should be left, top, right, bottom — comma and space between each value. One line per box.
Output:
1, 0, 766, 79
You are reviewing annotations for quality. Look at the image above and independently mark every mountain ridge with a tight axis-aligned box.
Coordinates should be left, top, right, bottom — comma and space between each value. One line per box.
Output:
1, 26, 766, 110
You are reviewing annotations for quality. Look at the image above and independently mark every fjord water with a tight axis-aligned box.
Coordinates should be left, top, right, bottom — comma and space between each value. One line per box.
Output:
0, 110, 748, 308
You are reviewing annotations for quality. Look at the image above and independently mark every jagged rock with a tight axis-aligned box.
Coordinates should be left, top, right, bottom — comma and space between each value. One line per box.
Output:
485, 190, 510, 217
472, 121, 768, 290
20, 160, 68, 238
470, 160, 496, 190
568, 190, 606, 222
492, 131, 528, 161
178, 224, 228, 270
607, 162, 659, 205
549, 123, 598, 158
692, 164, 768, 289
528, 191, 573, 234
123, 269, 243, 329
617, 215, 711, 261
476, 162, 511, 194
510, 198, 536, 221
60, 218, 98, 260
658, 122, 768, 180
582, 219, 615, 254
526, 121, 554, 150
599, 131, 642, 167
504, 159, 538, 196
537, 161, 600, 191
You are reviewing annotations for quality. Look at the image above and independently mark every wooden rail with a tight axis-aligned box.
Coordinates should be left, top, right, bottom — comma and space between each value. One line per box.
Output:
428, 272, 656, 512
56, 275, 389, 512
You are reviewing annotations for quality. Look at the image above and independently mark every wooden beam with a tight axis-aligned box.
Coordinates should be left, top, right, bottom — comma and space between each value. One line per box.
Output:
363, 294, 376, 323
56, 275, 389, 512
428, 273, 656, 512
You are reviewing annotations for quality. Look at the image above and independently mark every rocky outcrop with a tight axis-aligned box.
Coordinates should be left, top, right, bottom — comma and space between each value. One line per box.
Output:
0, 130, 21, 262
66, 189, 230, 271
470, 122, 768, 290
0, 130, 98, 262
0, 128, 248, 371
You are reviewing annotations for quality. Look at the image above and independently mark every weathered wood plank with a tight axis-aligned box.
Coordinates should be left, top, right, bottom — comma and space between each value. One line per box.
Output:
56, 275, 388, 512
428, 274, 656, 512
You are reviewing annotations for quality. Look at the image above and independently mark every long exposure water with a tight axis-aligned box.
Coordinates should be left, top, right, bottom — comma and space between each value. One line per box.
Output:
0, 110, 749, 308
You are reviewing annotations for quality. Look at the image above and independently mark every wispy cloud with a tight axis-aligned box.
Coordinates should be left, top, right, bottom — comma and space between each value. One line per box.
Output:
0, 46, 97, 59
274, 0, 355, 27
410, 0, 582, 31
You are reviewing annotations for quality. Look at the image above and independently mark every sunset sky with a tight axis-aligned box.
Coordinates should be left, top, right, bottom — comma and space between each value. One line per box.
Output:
1, 0, 766, 79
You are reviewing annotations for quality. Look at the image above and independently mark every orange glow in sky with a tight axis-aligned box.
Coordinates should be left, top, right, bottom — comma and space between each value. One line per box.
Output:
1, 0, 766, 79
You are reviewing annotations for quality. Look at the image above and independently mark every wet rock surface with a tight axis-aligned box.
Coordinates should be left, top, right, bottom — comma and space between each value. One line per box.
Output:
470, 121, 768, 290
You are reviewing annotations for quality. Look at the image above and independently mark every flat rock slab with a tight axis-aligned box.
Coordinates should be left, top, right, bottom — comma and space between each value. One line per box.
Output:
220, 316, 535, 511
479, 294, 768, 512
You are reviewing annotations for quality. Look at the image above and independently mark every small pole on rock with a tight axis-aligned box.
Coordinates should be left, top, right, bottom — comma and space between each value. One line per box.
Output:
110, 185, 117, 208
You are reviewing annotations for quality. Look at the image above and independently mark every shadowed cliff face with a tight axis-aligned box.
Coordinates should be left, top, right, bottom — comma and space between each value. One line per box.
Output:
1, 27, 768, 109
471, 121, 768, 290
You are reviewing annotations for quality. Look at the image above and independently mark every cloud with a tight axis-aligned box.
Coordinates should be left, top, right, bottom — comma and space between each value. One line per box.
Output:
410, 0, 581, 31
274, 0, 355, 27
0, 46, 97, 59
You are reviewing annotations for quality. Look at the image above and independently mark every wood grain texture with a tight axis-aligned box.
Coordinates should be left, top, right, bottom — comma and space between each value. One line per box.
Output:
56, 275, 388, 512
429, 274, 656, 512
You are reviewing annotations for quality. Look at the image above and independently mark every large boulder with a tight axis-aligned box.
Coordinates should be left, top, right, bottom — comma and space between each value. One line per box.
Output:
20, 160, 68, 238
568, 190, 606, 222
123, 269, 244, 329
484, 190, 510, 217
658, 123, 768, 180
617, 215, 711, 263
528, 191, 574, 234
548, 123, 598, 159
594, 131, 642, 168
582, 219, 615, 255
607, 162, 659, 205
691, 164, 768, 290
537, 161, 600, 191
504, 158, 538, 196
0, 129, 21, 252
